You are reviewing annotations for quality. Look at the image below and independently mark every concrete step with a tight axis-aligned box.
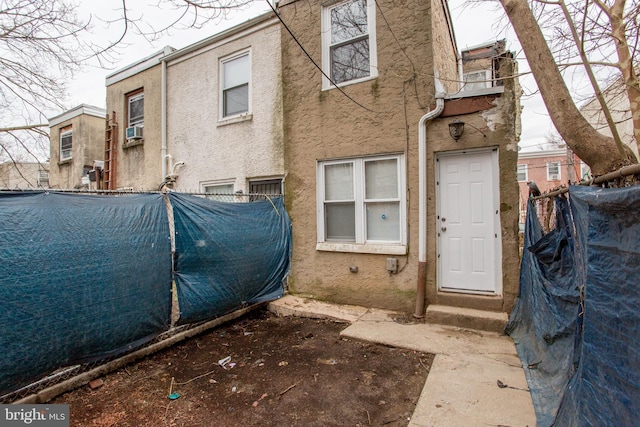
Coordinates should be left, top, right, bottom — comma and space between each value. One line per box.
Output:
425, 304, 508, 333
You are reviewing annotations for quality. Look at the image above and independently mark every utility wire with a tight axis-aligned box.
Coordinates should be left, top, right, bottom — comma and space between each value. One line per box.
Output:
267, 1, 389, 114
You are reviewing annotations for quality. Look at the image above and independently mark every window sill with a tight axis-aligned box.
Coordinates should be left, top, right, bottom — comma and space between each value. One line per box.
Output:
123, 139, 144, 149
316, 242, 407, 255
321, 75, 377, 91
217, 113, 253, 127
58, 159, 72, 166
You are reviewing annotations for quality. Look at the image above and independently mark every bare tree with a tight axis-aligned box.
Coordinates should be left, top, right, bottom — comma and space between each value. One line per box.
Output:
499, 0, 639, 175
0, 0, 252, 171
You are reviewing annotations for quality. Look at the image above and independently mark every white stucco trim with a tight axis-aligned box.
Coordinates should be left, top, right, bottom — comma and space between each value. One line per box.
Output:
163, 15, 277, 67
48, 104, 106, 127
316, 242, 407, 255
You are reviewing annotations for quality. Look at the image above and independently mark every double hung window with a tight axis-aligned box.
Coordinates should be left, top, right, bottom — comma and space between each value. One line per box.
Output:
60, 128, 73, 161
322, 0, 377, 89
221, 52, 250, 118
318, 155, 405, 253
128, 92, 144, 127
547, 162, 561, 181
516, 164, 528, 182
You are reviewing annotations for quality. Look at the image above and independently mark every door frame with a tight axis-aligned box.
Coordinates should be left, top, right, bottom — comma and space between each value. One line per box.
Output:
435, 147, 502, 296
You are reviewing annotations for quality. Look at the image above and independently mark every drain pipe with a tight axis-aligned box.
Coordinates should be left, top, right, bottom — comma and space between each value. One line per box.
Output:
161, 55, 168, 182
414, 87, 445, 318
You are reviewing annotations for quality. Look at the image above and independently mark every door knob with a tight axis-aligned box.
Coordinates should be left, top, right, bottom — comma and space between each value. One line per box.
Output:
441, 227, 447, 232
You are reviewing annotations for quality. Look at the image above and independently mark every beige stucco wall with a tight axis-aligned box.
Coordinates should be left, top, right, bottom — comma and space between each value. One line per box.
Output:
106, 63, 164, 190
430, 0, 459, 93
49, 113, 105, 189
166, 19, 283, 193
0, 162, 48, 189
425, 57, 522, 313
280, 0, 460, 313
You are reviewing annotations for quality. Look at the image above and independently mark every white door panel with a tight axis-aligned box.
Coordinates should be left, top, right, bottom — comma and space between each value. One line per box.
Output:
437, 150, 500, 294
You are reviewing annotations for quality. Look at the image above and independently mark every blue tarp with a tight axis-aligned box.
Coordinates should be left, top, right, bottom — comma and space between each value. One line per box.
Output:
507, 186, 640, 426
169, 194, 291, 324
0, 192, 292, 398
0, 192, 172, 396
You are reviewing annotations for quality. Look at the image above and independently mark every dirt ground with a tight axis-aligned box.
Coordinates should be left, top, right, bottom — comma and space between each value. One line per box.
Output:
53, 309, 433, 427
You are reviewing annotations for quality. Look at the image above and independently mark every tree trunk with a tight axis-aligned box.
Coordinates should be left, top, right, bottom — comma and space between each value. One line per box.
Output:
609, 0, 640, 153
499, 0, 629, 175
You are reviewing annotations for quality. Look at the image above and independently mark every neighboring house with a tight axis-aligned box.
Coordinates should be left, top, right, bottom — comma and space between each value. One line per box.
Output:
163, 13, 284, 199
278, 0, 522, 316
105, 46, 175, 191
580, 72, 639, 159
0, 162, 50, 189
517, 148, 589, 224
48, 104, 106, 189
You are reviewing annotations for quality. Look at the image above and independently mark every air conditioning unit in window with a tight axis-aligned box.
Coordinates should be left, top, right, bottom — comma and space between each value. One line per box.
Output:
126, 126, 143, 140
549, 173, 560, 180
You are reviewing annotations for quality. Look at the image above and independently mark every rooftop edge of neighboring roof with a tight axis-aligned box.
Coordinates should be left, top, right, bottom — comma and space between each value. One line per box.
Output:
48, 104, 106, 127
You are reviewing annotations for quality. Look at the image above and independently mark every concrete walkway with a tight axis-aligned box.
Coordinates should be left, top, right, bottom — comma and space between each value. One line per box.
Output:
269, 295, 535, 427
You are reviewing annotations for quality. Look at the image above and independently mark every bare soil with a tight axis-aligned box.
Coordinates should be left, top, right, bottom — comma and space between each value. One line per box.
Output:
52, 308, 433, 427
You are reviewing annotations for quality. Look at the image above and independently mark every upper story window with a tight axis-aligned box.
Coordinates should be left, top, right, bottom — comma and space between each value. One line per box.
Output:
322, 0, 377, 89
547, 162, 561, 181
221, 51, 250, 118
463, 70, 492, 91
317, 154, 406, 254
128, 91, 144, 127
516, 164, 528, 182
60, 126, 73, 161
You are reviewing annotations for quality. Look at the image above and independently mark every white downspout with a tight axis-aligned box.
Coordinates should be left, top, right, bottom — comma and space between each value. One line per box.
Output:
415, 80, 446, 318
161, 56, 168, 183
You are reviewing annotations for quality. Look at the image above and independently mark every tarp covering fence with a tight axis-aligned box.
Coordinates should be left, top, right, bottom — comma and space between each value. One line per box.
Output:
170, 194, 289, 324
506, 186, 640, 426
0, 191, 291, 398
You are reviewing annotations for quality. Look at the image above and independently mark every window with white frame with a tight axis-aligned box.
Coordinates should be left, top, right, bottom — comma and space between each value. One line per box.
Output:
60, 129, 73, 161
516, 163, 528, 182
547, 162, 561, 181
317, 155, 405, 249
127, 91, 144, 127
322, 0, 377, 89
580, 161, 591, 181
462, 69, 492, 91
203, 182, 235, 202
221, 52, 250, 118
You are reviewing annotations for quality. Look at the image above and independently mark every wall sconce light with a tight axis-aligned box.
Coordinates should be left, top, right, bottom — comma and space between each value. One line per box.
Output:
448, 119, 465, 141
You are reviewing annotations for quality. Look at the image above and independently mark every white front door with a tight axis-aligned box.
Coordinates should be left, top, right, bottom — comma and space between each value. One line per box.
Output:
436, 149, 501, 294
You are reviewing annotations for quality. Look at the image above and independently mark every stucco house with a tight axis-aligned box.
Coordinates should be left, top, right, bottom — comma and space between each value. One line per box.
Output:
104, 47, 175, 191
0, 161, 49, 189
277, 0, 521, 319
48, 104, 106, 189
163, 13, 284, 199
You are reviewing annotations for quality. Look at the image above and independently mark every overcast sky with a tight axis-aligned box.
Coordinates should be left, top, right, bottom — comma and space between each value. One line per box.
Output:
66, 0, 557, 152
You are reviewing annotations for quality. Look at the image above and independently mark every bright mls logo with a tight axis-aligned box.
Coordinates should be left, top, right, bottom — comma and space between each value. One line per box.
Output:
0, 405, 69, 426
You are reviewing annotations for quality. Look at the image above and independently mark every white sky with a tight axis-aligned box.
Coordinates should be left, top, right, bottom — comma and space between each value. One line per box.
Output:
66, 0, 557, 151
